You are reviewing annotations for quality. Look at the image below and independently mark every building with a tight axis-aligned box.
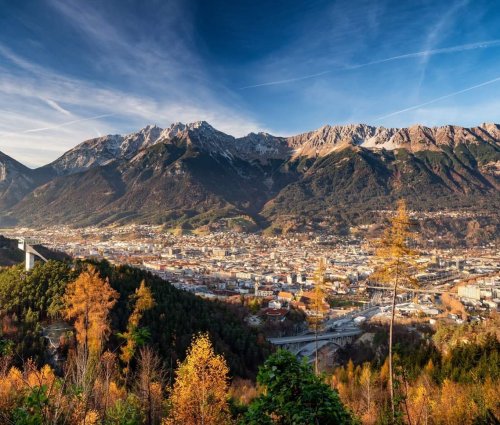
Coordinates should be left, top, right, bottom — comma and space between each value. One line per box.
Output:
254, 281, 274, 297
458, 285, 481, 301
213, 248, 230, 259
278, 291, 294, 303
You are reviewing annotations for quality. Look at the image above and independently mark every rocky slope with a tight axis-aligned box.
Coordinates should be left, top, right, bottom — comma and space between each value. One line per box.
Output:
0, 151, 41, 210
44, 124, 163, 176
0, 121, 498, 233
288, 123, 500, 157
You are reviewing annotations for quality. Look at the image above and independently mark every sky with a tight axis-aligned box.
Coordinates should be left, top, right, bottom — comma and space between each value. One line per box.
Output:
1, 0, 500, 167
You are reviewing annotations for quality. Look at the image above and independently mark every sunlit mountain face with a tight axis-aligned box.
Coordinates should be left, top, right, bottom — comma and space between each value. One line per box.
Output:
0, 121, 497, 232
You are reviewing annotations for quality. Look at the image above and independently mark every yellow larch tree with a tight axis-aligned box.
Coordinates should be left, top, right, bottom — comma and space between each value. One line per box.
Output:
371, 199, 419, 421
64, 265, 119, 356
433, 379, 478, 425
166, 333, 231, 425
359, 362, 374, 418
310, 257, 329, 375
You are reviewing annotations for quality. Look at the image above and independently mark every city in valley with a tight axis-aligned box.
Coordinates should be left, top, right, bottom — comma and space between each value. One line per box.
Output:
5, 221, 499, 367
2, 0, 500, 422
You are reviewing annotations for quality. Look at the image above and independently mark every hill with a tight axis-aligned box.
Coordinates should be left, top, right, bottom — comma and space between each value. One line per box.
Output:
0, 258, 269, 378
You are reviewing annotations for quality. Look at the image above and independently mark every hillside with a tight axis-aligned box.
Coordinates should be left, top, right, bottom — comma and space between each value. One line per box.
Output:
0, 258, 269, 378
0, 121, 498, 233
0, 235, 24, 266
0, 235, 70, 267
0, 151, 42, 210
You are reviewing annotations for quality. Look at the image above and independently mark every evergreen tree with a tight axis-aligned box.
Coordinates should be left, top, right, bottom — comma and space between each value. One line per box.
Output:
242, 350, 354, 425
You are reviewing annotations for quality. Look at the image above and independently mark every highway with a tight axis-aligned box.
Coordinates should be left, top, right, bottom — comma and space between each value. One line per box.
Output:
268, 329, 362, 345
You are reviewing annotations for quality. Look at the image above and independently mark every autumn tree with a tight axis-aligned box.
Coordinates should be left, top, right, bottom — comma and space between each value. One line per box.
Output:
136, 347, 166, 425
359, 362, 374, 419
64, 266, 119, 423
120, 280, 155, 379
440, 292, 468, 321
406, 374, 435, 425
371, 199, 419, 422
433, 379, 478, 425
166, 333, 231, 425
310, 257, 329, 374
64, 265, 119, 356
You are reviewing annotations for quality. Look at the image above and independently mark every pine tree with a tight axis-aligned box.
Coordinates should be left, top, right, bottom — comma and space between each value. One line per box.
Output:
243, 350, 353, 425
372, 199, 419, 422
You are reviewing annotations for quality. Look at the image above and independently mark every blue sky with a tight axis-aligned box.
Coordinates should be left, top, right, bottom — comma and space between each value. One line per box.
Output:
1, 0, 500, 167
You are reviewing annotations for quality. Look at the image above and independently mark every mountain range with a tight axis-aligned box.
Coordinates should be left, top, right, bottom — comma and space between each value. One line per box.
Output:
1, 121, 499, 234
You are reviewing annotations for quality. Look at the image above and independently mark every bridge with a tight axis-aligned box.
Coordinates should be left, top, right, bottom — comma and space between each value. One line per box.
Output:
18, 238, 48, 271
365, 285, 447, 294
268, 329, 362, 352
365, 271, 499, 295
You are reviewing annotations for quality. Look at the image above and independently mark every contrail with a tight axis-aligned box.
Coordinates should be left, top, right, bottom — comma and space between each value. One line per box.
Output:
374, 75, 500, 121
350, 39, 500, 69
241, 71, 331, 89
22, 113, 115, 133
240, 39, 500, 89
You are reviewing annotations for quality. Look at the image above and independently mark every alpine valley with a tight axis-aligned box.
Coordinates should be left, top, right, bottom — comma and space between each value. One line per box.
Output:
1, 121, 499, 238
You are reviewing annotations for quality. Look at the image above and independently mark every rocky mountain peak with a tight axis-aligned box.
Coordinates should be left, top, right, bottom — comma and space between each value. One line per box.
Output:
37, 120, 500, 176
47, 125, 165, 176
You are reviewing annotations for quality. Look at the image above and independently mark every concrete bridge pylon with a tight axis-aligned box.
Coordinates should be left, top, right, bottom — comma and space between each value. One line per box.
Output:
18, 238, 48, 271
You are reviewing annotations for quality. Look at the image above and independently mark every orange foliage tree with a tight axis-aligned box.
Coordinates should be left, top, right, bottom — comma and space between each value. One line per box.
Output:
166, 333, 230, 425
64, 266, 119, 356
310, 257, 329, 374
371, 199, 419, 420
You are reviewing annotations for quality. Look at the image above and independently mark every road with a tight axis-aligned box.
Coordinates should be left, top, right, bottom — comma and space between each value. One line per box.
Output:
268, 329, 362, 345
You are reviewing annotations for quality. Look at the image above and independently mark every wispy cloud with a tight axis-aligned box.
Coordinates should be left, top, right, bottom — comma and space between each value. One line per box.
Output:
42, 98, 72, 116
240, 39, 500, 89
411, 0, 469, 96
0, 0, 263, 167
374, 75, 500, 121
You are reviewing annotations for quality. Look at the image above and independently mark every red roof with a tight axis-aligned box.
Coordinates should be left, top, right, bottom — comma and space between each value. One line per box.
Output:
263, 308, 288, 317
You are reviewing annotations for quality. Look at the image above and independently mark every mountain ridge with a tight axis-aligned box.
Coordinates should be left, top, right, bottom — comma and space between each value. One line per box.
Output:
30, 121, 500, 175
0, 121, 498, 234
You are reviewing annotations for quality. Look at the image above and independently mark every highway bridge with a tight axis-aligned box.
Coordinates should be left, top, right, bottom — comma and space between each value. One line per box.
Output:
268, 329, 362, 352
365, 285, 447, 294
365, 271, 499, 295
18, 238, 48, 272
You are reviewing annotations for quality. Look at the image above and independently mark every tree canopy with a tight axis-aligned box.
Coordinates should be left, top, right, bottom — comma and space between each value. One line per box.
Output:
243, 350, 354, 425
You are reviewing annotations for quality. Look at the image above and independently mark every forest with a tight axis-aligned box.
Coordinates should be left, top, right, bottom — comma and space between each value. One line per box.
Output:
0, 255, 498, 424
332, 319, 499, 424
